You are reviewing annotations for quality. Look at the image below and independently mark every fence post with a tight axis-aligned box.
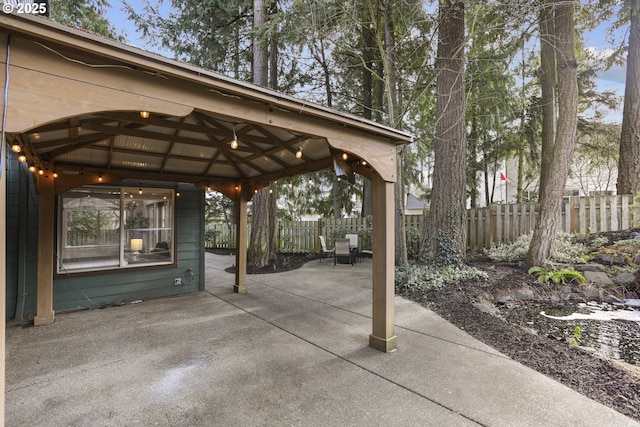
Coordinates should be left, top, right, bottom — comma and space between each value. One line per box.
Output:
611, 195, 619, 231
578, 197, 586, 234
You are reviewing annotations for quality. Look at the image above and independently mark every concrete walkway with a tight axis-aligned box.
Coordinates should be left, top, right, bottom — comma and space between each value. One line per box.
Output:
6, 253, 638, 426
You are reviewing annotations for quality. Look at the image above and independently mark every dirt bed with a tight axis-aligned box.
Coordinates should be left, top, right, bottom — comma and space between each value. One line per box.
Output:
407, 260, 640, 422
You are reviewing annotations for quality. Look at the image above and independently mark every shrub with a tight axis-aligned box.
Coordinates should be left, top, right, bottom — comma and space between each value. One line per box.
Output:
528, 266, 587, 285
395, 262, 488, 294
485, 232, 588, 264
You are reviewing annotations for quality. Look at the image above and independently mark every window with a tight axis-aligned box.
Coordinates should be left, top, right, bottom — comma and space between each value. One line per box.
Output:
58, 186, 174, 273
589, 190, 614, 197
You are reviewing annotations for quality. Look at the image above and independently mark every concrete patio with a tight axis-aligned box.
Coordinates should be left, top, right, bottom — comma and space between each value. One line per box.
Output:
5, 253, 638, 426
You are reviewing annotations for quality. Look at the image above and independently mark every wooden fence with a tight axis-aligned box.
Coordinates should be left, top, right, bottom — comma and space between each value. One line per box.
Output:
467, 195, 639, 249
206, 195, 639, 252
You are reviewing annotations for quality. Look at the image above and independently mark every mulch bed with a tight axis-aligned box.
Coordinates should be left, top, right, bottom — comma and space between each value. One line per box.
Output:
408, 259, 640, 422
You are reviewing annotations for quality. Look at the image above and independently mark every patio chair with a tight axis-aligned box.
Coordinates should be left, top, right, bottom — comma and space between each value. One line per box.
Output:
318, 236, 334, 262
334, 238, 353, 266
345, 234, 359, 263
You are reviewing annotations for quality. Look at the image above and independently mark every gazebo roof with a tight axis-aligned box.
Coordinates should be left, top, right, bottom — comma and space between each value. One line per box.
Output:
1, 13, 412, 195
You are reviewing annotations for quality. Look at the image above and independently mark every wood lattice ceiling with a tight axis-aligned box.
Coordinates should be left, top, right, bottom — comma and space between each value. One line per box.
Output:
11, 108, 332, 194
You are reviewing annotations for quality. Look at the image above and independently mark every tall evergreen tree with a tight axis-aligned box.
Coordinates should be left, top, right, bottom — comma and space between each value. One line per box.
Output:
617, 0, 640, 195
421, 0, 467, 266
527, 0, 579, 265
50, 0, 122, 40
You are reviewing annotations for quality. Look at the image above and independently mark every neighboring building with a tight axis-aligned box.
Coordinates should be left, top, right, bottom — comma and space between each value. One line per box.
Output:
405, 193, 428, 215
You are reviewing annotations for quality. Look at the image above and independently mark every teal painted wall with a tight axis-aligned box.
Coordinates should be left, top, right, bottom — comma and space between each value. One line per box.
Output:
5, 164, 206, 318
5, 154, 39, 319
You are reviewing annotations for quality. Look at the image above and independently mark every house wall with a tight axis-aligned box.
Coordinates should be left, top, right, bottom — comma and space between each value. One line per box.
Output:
5, 153, 39, 319
5, 153, 206, 319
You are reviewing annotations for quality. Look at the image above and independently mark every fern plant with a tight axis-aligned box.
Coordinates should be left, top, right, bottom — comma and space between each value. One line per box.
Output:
528, 266, 587, 285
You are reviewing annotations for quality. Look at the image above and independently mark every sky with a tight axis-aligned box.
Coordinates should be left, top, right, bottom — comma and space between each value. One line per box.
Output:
106, 1, 627, 124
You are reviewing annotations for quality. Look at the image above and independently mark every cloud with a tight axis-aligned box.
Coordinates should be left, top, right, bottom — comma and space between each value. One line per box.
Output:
598, 64, 627, 87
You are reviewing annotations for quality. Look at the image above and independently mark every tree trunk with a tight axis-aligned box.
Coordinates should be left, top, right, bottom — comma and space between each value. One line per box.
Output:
538, 0, 556, 202
421, 0, 466, 266
617, 0, 640, 195
526, 0, 578, 266
361, 11, 375, 218
248, 0, 275, 268
332, 175, 341, 218
253, 0, 268, 85
380, 0, 408, 266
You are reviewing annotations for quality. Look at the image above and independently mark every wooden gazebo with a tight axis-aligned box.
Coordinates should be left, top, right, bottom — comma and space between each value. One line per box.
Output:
0, 12, 412, 423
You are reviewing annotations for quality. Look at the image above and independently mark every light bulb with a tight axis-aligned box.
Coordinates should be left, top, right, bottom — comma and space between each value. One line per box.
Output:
140, 111, 150, 119
11, 143, 21, 153
230, 139, 238, 150
295, 147, 303, 159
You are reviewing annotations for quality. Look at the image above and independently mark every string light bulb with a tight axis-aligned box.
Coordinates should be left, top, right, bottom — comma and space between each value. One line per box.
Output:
341, 152, 348, 161
11, 143, 21, 153
53, 170, 58, 178
140, 111, 150, 119
18, 154, 27, 163
138, 187, 143, 195
38, 166, 44, 175
98, 174, 103, 182
230, 124, 239, 149
295, 146, 303, 159
28, 163, 36, 173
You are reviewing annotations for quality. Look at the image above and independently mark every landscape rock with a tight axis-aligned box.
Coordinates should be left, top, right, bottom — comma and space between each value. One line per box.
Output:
574, 263, 606, 272
513, 289, 534, 300
559, 285, 573, 294
604, 294, 624, 304
593, 253, 627, 266
473, 302, 499, 316
496, 295, 512, 305
611, 272, 637, 288
584, 286, 602, 300
583, 271, 614, 286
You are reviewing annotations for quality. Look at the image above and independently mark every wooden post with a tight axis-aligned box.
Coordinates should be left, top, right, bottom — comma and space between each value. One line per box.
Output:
1, 144, 7, 426
369, 172, 397, 352
234, 189, 248, 294
34, 173, 55, 326
611, 195, 619, 231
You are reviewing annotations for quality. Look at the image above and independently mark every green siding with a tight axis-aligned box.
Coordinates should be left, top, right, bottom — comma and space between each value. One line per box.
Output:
5, 154, 39, 319
5, 172, 206, 318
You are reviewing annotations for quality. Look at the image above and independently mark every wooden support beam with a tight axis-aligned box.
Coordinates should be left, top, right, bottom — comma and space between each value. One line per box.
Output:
34, 173, 56, 326
1, 141, 7, 426
234, 189, 248, 294
369, 172, 397, 352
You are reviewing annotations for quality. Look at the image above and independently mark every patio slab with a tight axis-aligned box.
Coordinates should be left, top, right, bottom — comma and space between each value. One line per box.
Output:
5, 253, 638, 426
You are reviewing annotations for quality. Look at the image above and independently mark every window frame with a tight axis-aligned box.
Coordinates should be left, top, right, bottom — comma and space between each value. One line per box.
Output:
56, 185, 176, 275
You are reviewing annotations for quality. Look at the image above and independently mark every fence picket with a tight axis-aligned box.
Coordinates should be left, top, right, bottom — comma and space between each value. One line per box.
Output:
204, 195, 638, 251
